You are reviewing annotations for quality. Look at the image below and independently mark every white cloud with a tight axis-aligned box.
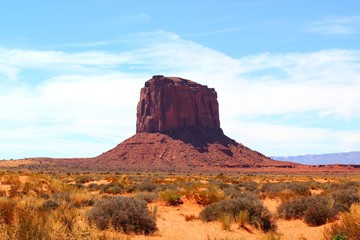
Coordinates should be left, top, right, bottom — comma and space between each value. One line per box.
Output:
1, 31, 360, 158
308, 15, 360, 35
223, 120, 360, 156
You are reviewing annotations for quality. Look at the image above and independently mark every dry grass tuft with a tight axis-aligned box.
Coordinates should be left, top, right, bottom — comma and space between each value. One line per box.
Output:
323, 203, 360, 240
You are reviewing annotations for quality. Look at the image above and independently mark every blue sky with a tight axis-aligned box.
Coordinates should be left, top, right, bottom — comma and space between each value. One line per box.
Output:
1, 0, 360, 159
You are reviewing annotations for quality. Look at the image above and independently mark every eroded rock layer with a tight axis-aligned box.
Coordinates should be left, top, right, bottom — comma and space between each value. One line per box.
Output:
136, 75, 220, 133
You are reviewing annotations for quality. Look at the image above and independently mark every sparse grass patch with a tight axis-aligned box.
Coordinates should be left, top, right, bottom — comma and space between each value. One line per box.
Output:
236, 210, 249, 228
194, 188, 227, 206
219, 213, 233, 230
0, 197, 16, 224
69, 190, 94, 207
160, 189, 183, 206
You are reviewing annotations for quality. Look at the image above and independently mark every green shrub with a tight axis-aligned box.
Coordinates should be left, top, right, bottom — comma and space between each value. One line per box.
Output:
87, 196, 157, 235
200, 194, 276, 232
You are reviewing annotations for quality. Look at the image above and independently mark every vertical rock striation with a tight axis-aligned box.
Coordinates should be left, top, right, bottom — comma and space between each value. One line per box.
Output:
136, 75, 221, 133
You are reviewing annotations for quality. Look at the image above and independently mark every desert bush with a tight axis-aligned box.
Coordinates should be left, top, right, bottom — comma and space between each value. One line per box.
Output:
194, 188, 227, 206
287, 182, 311, 196
42, 199, 60, 210
331, 188, 359, 213
52, 191, 71, 203
87, 196, 157, 235
277, 195, 336, 226
100, 182, 125, 194
234, 181, 258, 191
227, 190, 259, 201
277, 198, 309, 219
132, 181, 158, 193
340, 181, 360, 191
135, 192, 159, 203
87, 183, 100, 191
304, 199, 335, 226
75, 176, 94, 184
39, 193, 49, 199
160, 190, 183, 206
200, 194, 276, 232
323, 203, 360, 240
260, 182, 310, 200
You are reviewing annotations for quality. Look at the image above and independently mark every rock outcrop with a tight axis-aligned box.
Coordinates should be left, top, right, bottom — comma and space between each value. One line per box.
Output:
91, 75, 296, 171
136, 75, 220, 133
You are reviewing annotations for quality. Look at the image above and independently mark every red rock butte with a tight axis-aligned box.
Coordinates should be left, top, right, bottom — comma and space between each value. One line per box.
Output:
93, 75, 296, 171
136, 75, 220, 133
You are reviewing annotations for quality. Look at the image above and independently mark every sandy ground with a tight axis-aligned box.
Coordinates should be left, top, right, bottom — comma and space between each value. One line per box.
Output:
83, 179, 111, 186
0, 176, 336, 239
130, 197, 332, 240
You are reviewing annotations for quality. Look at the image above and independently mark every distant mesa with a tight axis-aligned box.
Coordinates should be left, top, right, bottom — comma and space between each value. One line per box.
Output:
94, 75, 293, 171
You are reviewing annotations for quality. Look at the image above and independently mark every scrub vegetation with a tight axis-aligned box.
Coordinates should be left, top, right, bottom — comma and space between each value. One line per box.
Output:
0, 171, 358, 239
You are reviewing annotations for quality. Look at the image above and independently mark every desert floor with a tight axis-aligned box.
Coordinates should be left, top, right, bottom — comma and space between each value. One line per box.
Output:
0, 171, 359, 240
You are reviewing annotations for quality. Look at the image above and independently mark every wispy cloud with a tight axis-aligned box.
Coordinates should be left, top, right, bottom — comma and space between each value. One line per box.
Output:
1, 31, 360, 158
308, 15, 360, 35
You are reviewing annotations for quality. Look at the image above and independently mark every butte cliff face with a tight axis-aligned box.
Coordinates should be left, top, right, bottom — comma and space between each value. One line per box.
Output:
94, 75, 296, 171
136, 75, 220, 133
